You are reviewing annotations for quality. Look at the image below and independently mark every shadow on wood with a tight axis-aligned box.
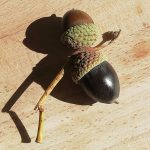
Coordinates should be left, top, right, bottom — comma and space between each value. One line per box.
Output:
23, 14, 95, 105
9, 111, 31, 143
2, 74, 33, 143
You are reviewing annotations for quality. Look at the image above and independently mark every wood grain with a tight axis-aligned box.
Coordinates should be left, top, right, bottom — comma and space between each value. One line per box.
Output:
0, 0, 150, 150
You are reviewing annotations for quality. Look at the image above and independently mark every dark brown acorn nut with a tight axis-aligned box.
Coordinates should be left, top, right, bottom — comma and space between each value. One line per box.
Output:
61, 9, 93, 31
69, 49, 120, 103
61, 9, 101, 49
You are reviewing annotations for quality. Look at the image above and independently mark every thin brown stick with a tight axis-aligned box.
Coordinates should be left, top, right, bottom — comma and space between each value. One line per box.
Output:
35, 67, 65, 143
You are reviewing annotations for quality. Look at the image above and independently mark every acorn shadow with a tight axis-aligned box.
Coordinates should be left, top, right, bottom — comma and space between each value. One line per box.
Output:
23, 14, 95, 105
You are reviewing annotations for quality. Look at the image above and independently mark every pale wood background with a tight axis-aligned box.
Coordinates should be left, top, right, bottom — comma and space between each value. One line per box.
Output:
0, 0, 150, 150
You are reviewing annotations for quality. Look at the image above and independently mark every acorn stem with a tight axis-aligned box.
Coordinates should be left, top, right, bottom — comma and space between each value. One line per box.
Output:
35, 67, 65, 143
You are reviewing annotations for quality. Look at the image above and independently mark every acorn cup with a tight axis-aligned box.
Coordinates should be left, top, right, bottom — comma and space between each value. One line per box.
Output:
35, 9, 121, 143
61, 9, 101, 49
69, 49, 120, 103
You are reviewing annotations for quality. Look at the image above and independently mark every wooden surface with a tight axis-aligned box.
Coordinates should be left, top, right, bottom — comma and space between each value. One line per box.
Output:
0, 0, 150, 149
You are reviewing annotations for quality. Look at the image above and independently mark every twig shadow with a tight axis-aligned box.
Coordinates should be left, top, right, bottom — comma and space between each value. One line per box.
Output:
9, 111, 31, 143
2, 74, 33, 143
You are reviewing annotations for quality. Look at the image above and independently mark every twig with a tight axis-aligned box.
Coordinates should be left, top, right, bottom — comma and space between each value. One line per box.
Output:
35, 67, 65, 143
36, 107, 44, 143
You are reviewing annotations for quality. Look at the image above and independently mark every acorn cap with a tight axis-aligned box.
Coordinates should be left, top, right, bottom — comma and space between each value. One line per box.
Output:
61, 9, 101, 49
61, 23, 101, 49
69, 48, 105, 83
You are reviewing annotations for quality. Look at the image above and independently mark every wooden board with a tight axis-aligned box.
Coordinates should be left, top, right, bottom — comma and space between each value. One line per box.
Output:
0, 0, 150, 149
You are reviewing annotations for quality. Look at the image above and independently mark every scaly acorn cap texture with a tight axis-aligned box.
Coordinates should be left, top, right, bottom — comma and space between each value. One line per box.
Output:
61, 24, 101, 49
61, 9, 101, 49
69, 48, 105, 83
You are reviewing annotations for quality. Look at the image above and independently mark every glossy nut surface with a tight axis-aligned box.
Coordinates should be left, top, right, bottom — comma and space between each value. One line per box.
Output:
62, 9, 93, 32
78, 61, 120, 103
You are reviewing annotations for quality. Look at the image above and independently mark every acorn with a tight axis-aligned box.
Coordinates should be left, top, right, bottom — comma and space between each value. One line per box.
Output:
69, 48, 120, 103
61, 9, 101, 49
35, 9, 121, 143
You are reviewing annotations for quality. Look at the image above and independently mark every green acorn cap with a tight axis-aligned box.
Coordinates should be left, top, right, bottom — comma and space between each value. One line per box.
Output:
61, 9, 101, 49
69, 48, 105, 83
61, 23, 101, 49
